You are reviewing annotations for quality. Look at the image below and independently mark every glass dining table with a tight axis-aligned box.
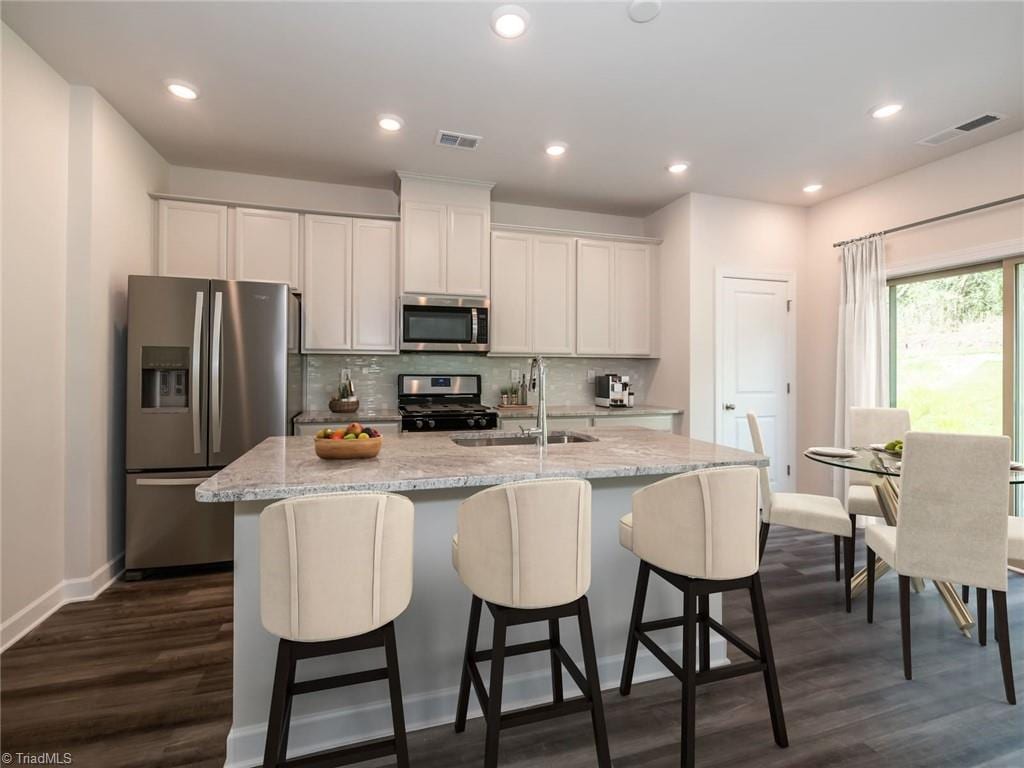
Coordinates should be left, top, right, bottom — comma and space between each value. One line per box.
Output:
804, 448, 1024, 637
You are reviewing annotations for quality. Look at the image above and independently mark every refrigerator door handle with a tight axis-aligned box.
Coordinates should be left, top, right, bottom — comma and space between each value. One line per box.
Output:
135, 477, 207, 487
211, 290, 224, 454
191, 291, 204, 454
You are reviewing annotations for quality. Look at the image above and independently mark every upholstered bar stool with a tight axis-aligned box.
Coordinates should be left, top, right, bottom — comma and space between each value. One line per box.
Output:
451, 478, 611, 768
259, 492, 414, 767
748, 412, 856, 610
618, 466, 788, 768
842, 407, 911, 580
865, 432, 1015, 705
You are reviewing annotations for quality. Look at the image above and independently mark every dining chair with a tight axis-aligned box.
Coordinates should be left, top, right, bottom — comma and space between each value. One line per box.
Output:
840, 408, 911, 581
747, 412, 856, 611
865, 431, 1015, 705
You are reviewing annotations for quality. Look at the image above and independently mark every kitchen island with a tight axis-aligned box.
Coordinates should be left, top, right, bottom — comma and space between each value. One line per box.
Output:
198, 427, 766, 767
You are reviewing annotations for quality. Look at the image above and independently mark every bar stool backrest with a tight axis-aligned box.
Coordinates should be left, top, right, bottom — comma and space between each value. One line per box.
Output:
456, 478, 591, 609
631, 466, 761, 580
897, 431, 1010, 591
849, 407, 911, 487
260, 492, 414, 642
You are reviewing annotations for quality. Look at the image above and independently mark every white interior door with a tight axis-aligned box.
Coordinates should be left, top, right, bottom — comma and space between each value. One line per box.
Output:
718, 275, 793, 491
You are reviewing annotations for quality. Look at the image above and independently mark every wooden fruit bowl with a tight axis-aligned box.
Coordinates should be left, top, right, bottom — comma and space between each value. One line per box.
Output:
314, 436, 383, 460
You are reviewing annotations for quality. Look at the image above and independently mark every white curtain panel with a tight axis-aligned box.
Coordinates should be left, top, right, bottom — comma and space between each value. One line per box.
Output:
833, 236, 889, 498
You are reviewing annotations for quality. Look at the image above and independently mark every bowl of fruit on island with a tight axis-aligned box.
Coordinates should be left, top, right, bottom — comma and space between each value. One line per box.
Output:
313, 422, 383, 460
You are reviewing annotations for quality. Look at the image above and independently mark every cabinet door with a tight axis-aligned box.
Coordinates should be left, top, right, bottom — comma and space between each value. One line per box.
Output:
352, 219, 397, 351
575, 239, 615, 355
532, 236, 575, 354
490, 232, 532, 354
234, 208, 300, 289
401, 202, 446, 294
613, 244, 652, 355
302, 215, 352, 352
157, 200, 228, 279
446, 206, 490, 296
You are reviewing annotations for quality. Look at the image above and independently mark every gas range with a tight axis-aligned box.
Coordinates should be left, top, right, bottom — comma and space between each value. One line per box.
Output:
397, 374, 499, 432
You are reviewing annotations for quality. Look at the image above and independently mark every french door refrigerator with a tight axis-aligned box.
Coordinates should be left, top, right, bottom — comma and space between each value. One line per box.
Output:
125, 275, 300, 577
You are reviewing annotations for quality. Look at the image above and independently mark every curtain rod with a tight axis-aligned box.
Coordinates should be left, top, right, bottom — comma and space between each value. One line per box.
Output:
831, 193, 1024, 248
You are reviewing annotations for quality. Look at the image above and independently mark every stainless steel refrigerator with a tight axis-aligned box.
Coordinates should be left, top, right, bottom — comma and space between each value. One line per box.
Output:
124, 275, 301, 577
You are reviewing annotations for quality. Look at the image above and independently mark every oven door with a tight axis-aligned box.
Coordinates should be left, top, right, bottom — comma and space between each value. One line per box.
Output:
400, 295, 489, 352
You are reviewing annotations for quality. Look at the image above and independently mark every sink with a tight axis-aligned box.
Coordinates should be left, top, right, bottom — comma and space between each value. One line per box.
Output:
451, 431, 598, 447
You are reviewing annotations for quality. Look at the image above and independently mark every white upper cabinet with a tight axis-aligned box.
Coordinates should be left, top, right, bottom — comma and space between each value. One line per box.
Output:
532, 236, 576, 354
302, 215, 352, 352
445, 206, 490, 296
157, 200, 228, 279
234, 208, 301, 289
613, 243, 652, 355
490, 232, 533, 354
398, 173, 493, 297
351, 219, 398, 351
576, 239, 615, 355
400, 201, 446, 294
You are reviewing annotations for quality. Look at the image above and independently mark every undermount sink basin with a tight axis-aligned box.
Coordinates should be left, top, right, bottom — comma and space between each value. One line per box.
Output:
451, 431, 599, 447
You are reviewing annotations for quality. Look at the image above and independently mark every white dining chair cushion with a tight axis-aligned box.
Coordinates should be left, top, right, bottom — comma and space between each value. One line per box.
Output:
849, 408, 911, 489
629, 466, 760, 580
896, 432, 1011, 592
260, 492, 414, 643
770, 493, 852, 538
618, 513, 634, 552
1008, 516, 1024, 569
454, 478, 592, 609
847, 484, 885, 519
864, 524, 897, 567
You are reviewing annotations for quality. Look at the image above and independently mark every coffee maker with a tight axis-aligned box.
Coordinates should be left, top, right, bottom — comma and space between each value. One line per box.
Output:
595, 374, 629, 408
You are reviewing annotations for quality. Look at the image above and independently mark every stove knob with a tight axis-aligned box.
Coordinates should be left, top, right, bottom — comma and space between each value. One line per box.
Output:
427, 419, 436, 429
466, 417, 476, 427
475, 417, 486, 427
414, 419, 424, 430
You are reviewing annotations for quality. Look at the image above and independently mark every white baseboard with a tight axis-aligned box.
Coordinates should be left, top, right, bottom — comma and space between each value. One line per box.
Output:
224, 636, 730, 768
1, 553, 124, 653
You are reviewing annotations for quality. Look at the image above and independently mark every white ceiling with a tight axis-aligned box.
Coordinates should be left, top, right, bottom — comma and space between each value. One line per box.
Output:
3, 1, 1021, 216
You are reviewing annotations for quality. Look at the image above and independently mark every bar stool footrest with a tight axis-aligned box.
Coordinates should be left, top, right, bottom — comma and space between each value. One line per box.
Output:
278, 736, 397, 768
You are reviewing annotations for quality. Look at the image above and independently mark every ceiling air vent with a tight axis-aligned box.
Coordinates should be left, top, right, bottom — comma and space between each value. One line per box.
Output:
917, 113, 1004, 147
436, 130, 482, 150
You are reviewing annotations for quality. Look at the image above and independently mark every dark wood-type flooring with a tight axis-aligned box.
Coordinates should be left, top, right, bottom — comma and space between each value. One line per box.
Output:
2, 527, 1022, 767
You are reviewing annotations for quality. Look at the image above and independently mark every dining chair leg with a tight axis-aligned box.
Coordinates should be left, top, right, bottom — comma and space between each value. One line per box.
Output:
865, 546, 876, 624
454, 595, 482, 733
962, 584, 970, 604
992, 590, 1016, 705
549, 618, 564, 704
681, 581, 698, 768
833, 536, 841, 582
899, 575, 912, 681
843, 533, 854, 613
620, 561, 650, 696
699, 593, 711, 672
977, 588, 987, 647
759, 522, 771, 562
484, 609, 508, 768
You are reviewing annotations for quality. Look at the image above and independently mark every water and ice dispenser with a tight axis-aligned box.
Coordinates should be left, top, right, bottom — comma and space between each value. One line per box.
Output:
140, 346, 190, 410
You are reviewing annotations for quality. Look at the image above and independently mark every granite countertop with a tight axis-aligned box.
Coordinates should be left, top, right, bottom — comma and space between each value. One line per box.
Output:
196, 427, 765, 502
294, 408, 402, 424
497, 404, 683, 418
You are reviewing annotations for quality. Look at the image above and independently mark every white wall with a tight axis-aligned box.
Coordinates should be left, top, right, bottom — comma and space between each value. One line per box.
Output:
1, 24, 70, 634
800, 130, 1024, 494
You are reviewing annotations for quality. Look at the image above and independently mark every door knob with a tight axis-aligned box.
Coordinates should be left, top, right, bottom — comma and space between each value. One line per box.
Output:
723, 403, 736, 411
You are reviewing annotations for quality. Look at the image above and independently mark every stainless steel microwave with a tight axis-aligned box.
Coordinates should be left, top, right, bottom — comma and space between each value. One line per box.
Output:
400, 294, 489, 352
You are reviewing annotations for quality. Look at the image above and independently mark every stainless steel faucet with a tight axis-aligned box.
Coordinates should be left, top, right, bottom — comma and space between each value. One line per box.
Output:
529, 356, 548, 447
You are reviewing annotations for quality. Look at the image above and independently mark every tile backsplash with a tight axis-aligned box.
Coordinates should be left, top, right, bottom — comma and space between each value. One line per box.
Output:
304, 354, 658, 412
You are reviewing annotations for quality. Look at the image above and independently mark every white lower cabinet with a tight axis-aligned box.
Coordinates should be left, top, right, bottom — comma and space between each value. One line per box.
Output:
599, 414, 675, 431
294, 422, 401, 437
498, 414, 674, 432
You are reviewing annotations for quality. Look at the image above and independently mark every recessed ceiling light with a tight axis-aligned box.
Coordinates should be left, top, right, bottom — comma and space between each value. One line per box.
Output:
871, 103, 903, 119
803, 183, 823, 193
668, 162, 689, 174
545, 142, 568, 157
628, 0, 662, 23
492, 5, 530, 38
377, 114, 404, 132
166, 80, 199, 100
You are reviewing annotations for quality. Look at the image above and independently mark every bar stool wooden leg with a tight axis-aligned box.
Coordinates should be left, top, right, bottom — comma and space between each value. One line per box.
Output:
681, 583, 698, 768
759, 523, 771, 562
698, 593, 711, 672
383, 622, 410, 768
750, 573, 788, 748
977, 587, 987, 647
549, 618, 564, 704
866, 546, 876, 624
455, 596, 482, 733
263, 639, 294, 768
578, 596, 612, 768
993, 590, 1016, 705
484, 610, 508, 768
619, 561, 650, 696
962, 584, 970, 604
899, 575, 912, 680
834, 536, 841, 582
